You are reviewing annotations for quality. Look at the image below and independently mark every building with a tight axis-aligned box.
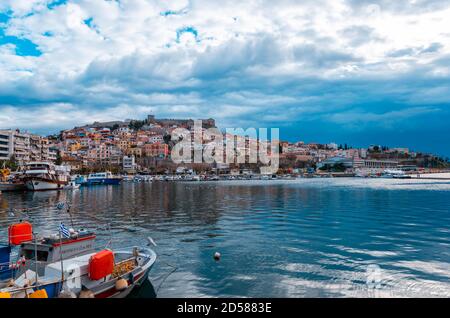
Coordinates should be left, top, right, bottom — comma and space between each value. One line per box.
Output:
353, 159, 398, 169
0, 131, 11, 161
143, 143, 169, 158
0, 130, 58, 164
123, 155, 136, 172
147, 114, 216, 129
62, 156, 83, 171
317, 156, 354, 169
0, 130, 31, 163
149, 134, 164, 144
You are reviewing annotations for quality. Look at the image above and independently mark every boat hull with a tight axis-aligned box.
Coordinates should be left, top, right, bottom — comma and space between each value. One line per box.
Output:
84, 178, 122, 186
0, 182, 26, 192
25, 179, 65, 191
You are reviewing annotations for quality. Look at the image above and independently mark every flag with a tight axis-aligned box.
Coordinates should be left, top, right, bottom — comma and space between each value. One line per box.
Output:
59, 223, 70, 238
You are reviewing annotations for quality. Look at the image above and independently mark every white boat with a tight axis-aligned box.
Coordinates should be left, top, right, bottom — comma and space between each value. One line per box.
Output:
23, 162, 71, 191
64, 181, 80, 190
2, 247, 156, 298
382, 169, 411, 179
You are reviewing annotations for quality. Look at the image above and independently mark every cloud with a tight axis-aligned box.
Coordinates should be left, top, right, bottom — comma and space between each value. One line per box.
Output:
0, 0, 449, 155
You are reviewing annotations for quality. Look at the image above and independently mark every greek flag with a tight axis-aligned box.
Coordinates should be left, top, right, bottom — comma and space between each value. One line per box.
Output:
59, 223, 70, 238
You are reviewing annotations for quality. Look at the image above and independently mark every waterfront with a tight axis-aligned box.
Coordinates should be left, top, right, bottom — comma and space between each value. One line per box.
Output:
1, 179, 449, 297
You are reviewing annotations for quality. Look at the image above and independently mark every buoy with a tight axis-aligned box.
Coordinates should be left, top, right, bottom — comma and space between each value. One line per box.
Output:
214, 252, 221, 261
78, 288, 95, 298
115, 278, 128, 291
6, 279, 15, 287
22, 279, 31, 288
58, 289, 77, 298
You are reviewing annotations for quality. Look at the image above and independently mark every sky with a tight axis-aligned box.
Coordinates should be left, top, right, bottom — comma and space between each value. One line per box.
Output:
0, 0, 449, 157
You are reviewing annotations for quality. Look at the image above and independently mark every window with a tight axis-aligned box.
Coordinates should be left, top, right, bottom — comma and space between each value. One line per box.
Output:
22, 249, 49, 262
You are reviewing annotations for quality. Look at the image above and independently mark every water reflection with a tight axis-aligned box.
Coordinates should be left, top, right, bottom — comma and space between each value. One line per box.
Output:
0, 179, 449, 297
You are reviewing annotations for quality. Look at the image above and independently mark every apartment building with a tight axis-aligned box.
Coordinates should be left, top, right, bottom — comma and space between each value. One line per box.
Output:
0, 129, 30, 163
0, 130, 58, 164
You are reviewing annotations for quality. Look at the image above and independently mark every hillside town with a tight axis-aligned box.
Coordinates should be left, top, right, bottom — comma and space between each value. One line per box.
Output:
1, 114, 448, 177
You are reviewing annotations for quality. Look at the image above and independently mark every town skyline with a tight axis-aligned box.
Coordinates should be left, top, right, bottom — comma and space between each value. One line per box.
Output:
1, 1, 450, 159
2, 113, 449, 159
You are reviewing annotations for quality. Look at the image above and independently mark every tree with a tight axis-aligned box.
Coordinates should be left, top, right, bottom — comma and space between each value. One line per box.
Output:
128, 120, 146, 131
3, 155, 18, 170
55, 151, 62, 165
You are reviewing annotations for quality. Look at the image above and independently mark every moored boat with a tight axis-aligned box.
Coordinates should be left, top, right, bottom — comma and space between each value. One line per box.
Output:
84, 172, 122, 186
64, 181, 80, 190
23, 162, 71, 191
0, 168, 25, 192
382, 169, 411, 179
0, 220, 156, 298
0, 182, 26, 192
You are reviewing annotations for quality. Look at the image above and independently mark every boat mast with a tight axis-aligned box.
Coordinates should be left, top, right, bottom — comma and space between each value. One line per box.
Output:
58, 227, 65, 291
34, 232, 39, 287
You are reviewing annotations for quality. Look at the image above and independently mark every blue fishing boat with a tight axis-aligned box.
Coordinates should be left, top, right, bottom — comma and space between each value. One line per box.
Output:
84, 172, 122, 185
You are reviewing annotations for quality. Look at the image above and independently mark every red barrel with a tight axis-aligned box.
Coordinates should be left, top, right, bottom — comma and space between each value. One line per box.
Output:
88, 250, 114, 280
8, 222, 33, 245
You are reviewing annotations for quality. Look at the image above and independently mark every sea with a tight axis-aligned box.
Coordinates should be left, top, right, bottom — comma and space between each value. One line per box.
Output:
1, 178, 449, 297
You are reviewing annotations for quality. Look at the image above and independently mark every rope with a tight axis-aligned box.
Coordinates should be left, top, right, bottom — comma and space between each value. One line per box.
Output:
154, 259, 178, 294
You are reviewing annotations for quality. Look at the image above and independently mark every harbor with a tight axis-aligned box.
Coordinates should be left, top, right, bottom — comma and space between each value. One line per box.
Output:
1, 0, 450, 307
1, 178, 449, 298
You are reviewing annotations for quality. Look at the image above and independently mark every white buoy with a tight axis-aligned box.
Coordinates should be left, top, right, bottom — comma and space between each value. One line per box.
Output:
58, 289, 77, 298
214, 252, 221, 261
78, 289, 95, 298
115, 278, 128, 291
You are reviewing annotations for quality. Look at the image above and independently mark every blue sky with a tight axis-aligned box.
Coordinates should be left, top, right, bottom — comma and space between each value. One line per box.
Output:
0, 0, 449, 157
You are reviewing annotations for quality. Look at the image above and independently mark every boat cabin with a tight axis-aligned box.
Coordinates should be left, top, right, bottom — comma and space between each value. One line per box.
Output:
7, 223, 96, 277
88, 172, 114, 179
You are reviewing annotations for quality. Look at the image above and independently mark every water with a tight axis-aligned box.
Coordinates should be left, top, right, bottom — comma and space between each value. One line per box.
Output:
1, 178, 449, 297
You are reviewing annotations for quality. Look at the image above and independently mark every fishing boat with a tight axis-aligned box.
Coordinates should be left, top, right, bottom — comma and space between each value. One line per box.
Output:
0, 221, 156, 298
23, 162, 71, 191
84, 172, 122, 185
0, 222, 97, 287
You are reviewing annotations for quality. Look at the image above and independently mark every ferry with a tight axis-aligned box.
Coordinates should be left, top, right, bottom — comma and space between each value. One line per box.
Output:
85, 172, 122, 185
23, 162, 71, 191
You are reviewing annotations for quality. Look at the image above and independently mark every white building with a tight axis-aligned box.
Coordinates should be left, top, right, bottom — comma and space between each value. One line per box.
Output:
0, 129, 30, 163
0, 129, 57, 164
149, 135, 164, 144
123, 155, 136, 172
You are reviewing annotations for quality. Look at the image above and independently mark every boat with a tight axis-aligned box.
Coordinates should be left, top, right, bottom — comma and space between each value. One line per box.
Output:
0, 182, 26, 192
73, 175, 87, 185
0, 168, 26, 192
64, 181, 80, 190
0, 221, 156, 298
0, 221, 97, 288
382, 169, 411, 179
23, 162, 71, 191
84, 172, 122, 185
